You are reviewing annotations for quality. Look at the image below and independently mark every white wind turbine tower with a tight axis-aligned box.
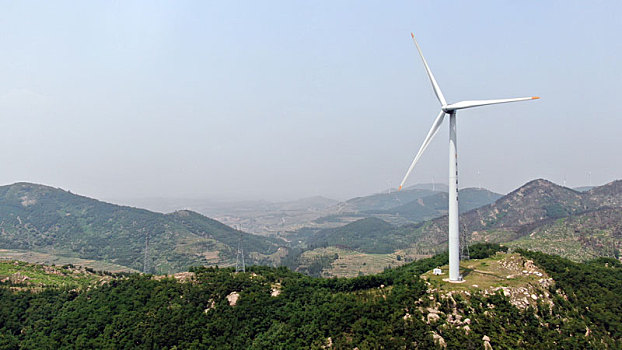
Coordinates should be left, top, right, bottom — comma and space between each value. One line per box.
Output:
398, 33, 539, 281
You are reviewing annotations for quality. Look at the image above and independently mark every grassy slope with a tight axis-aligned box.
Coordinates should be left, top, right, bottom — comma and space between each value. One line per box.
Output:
0, 260, 105, 290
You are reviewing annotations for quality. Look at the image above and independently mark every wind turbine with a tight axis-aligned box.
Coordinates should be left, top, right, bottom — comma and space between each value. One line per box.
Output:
398, 33, 539, 281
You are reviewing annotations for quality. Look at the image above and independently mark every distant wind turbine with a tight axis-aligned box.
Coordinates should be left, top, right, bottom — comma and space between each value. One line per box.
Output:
398, 33, 539, 281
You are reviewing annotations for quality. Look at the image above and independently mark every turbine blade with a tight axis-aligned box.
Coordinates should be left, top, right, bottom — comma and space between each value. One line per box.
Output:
444, 96, 539, 111
411, 33, 447, 106
399, 110, 446, 190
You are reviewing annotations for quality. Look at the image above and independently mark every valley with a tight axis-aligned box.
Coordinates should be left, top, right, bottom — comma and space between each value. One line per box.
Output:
1, 179, 621, 278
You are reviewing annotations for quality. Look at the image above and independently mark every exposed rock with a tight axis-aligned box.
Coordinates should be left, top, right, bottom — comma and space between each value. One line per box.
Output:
226, 292, 240, 306
321, 337, 333, 349
7, 272, 30, 284
173, 272, 195, 282
427, 313, 440, 323
447, 313, 462, 325
20, 195, 37, 207
483, 335, 494, 349
271, 283, 282, 297
431, 332, 446, 348
43, 265, 63, 275
204, 299, 216, 313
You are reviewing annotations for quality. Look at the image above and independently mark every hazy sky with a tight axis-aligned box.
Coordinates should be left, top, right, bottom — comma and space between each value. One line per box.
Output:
1, 1, 620, 201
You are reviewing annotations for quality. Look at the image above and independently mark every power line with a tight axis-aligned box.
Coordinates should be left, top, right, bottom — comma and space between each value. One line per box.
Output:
235, 226, 245, 273
143, 231, 150, 273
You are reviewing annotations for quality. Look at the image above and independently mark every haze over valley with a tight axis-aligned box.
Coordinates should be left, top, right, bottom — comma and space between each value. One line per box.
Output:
1, 178, 620, 277
1, 1, 621, 348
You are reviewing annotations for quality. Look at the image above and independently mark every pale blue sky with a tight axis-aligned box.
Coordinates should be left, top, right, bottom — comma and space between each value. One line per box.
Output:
0, 1, 620, 201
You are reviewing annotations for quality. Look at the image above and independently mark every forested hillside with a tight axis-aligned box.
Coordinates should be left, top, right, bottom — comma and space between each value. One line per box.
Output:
400, 179, 622, 260
368, 188, 502, 223
0, 247, 620, 348
0, 183, 284, 273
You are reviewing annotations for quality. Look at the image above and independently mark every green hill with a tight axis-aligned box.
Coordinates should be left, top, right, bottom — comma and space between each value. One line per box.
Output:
369, 187, 502, 222
306, 217, 404, 254
299, 179, 622, 274
340, 188, 440, 212
408, 179, 622, 260
0, 248, 620, 348
0, 183, 284, 273
506, 207, 622, 260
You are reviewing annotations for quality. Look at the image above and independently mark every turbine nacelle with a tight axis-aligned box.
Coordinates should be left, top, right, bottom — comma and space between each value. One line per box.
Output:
441, 106, 454, 113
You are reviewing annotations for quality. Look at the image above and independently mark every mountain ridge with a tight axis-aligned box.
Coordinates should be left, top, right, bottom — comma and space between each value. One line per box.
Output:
407, 179, 622, 258
0, 182, 285, 273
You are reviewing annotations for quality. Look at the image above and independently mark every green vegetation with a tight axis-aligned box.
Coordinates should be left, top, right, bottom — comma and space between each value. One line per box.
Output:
304, 217, 431, 256
518, 249, 622, 339
344, 188, 438, 212
0, 249, 138, 273
391, 179, 622, 266
469, 243, 508, 259
2, 178, 622, 281
506, 207, 622, 261
0, 183, 283, 273
297, 247, 408, 278
0, 247, 620, 348
306, 217, 405, 254
0, 260, 104, 290
370, 188, 502, 223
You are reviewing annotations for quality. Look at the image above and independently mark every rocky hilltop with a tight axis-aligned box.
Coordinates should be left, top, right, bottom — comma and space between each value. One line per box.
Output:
410, 179, 622, 260
0, 247, 620, 348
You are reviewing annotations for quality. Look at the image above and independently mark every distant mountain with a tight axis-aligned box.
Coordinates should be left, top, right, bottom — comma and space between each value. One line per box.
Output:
573, 186, 594, 192
306, 217, 408, 254
300, 179, 622, 265
507, 207, 622, 260
369, 188, 502, 223
302, 190, 500, 255
275, 196, 339, 211
302, 188, 445, 229
110, 195, 340, 236
408, 179, 622, 259
341, 188, 440, 212
0, 183, 284, 273
403, 182, 449, 192
585, 180, 622, 208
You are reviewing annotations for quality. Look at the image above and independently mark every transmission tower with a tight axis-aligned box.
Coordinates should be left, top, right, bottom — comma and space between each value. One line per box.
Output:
459, 222, 470, 261
143, 231, 150, 273
235, 228, 245, 273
